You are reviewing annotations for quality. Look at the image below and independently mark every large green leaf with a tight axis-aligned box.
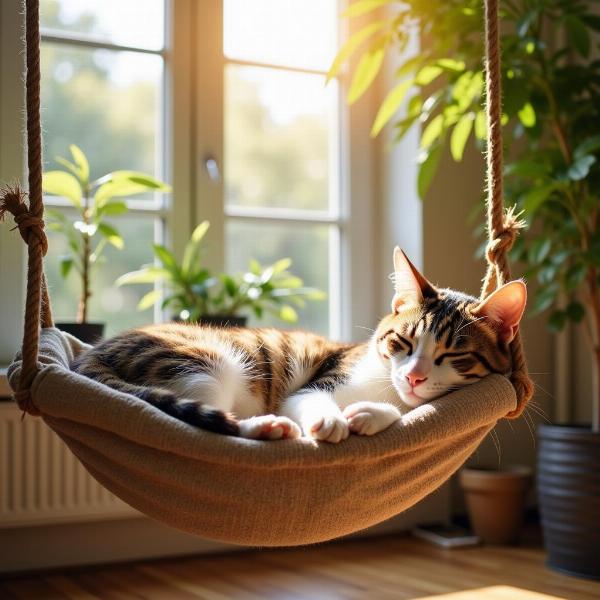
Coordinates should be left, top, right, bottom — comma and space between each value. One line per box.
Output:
94, 171, 171, 205
69, 144, 89, 184
417, 145, 442, 199
450, 113, 473, 161
348, 34, 390, 104
117, 266, 170, 286
43, 171, 82, 208
327, 20, 386, 82
371, 79, 413, 137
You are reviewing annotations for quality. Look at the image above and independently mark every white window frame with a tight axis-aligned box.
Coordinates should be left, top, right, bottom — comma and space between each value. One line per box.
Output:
0, 0, 377, 367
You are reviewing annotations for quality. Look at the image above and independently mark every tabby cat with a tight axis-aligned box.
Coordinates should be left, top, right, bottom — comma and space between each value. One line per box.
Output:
73, 248, 526, 443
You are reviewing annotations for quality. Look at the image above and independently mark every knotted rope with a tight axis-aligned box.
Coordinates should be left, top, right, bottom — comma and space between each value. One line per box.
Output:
480, 0, 534, 417
0, 0, 53, 416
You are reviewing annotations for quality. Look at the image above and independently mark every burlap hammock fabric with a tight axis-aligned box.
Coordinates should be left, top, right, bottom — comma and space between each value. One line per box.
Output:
7, 329, 517, 546
0, 0, 533, 546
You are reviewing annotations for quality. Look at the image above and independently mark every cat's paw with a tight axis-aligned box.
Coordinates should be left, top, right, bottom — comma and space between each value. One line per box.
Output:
238, 415, 301, 441
343, 402, 401, 436
305, 414, 349, 443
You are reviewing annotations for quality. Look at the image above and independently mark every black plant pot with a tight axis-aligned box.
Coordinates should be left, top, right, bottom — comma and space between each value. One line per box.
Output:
199, 315, 247, 328
56, 322, 105, 345
537, 424, 600, 580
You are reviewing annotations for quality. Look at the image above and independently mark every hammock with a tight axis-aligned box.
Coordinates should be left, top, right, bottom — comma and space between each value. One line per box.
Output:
0, 0, 533, 546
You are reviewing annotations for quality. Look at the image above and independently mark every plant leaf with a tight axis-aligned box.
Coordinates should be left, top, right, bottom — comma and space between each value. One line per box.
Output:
348, 34, 389, 104
450, 113, 473, 161
97, 223, 124, 249
153, 244, 178, 270
342, 0, 392, 18
415, 65, 443, 86
116, 266, 170, 286
567, 155, 596, 181
95, 200, 129, 218
94, 171, 171, 205
371, 79, 413, 137
521, 183, 559, 215
565, 15, 591, 58
420, 114, 445, 149
182, 221, 210, 275
574, 135, 600, 160
517, 102, 536, 127
42, 171, 82, 208
59, 256, 73, 278
137, 289, 161, 311
327, 20, 386, 82
69, 144, 89, 184
279, 305, 298, 323
474, 110, 487, 140
417, 145, 442, 199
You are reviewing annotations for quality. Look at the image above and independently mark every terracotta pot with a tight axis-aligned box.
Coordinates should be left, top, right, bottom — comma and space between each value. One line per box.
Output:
459, 466, 532, 544
55, 322, 105, 345
538, 424, 600, 580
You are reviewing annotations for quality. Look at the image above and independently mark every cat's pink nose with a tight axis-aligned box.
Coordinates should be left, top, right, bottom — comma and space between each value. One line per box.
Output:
406, 373, 428, 388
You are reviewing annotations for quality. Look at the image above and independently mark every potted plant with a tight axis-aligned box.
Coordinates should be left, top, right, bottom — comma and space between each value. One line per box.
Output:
332, 0, 599, 574
43, 144, 171, 343
117, 221, 326, 326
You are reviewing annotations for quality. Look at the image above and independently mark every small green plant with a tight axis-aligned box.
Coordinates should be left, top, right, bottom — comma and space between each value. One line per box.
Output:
117, 221, 326, 324
43, 144, 171, 323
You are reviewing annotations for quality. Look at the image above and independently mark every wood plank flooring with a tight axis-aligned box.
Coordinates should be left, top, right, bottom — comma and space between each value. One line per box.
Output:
1, 532, 599, 599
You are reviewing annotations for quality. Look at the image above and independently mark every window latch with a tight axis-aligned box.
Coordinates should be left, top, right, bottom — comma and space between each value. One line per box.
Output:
204, 155, 221, 182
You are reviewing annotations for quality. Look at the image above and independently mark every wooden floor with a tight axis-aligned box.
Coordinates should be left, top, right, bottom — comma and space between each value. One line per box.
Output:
1, 532, 599, 600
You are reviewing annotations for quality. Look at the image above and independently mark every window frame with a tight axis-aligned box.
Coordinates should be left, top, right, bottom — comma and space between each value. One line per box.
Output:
0, 0, 377, 365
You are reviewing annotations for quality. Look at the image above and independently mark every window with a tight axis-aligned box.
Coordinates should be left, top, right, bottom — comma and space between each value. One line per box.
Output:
39, 0, 167, 336
223, 0, 341, 335
0, 0, 376, 363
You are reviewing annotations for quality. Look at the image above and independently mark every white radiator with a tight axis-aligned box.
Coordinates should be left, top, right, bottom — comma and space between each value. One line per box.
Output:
0, 403, 137, 527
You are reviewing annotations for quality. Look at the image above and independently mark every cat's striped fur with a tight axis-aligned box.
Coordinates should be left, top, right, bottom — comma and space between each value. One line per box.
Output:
73, 249, 526, 442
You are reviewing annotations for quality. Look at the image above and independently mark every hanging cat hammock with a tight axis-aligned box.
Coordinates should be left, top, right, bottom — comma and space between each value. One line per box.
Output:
1, 0, 532, 546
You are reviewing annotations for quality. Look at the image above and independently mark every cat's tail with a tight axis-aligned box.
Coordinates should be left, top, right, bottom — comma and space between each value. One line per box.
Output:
72, 355, 240, 436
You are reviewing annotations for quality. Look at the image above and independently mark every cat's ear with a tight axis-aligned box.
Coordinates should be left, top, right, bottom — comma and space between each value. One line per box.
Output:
391, 247, 437, 313
472, 280, 527, 342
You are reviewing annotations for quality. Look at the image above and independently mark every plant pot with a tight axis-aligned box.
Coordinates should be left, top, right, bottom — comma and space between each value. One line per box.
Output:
199, 315, 247, 328
537, 424, 600, 580
55, 322, 105, 345
459, 466, 532, 544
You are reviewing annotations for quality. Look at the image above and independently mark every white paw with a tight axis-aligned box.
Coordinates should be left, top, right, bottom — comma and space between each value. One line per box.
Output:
343, 402, 401, 436
238, 415, 301, 441
305, 414, 349, 443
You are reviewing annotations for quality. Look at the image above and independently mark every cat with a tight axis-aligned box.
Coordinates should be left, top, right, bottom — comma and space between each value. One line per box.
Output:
73, 248, 526, 443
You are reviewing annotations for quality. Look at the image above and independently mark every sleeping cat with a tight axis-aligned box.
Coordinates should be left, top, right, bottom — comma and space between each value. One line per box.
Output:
73, 248, 526, 443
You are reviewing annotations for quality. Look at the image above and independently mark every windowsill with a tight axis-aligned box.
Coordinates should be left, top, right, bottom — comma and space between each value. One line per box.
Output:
0, 368, 12, 399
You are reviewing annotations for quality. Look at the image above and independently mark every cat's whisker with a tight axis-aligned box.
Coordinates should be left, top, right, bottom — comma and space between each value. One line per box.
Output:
521, 409, 536, 448
489, 428, 501, 466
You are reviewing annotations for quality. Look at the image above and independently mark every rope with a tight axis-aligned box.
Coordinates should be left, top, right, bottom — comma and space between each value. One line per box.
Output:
481, 0, 534, 418
0, 0, 53, 416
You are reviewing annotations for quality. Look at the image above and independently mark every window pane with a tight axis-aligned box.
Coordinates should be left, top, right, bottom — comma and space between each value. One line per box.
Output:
41, 43, 164, 204
224, 0, 337, 71
226, 220, 330, 335
41, 0, 165, 51
45, 215, 157, 337
225, 65, 337, 212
